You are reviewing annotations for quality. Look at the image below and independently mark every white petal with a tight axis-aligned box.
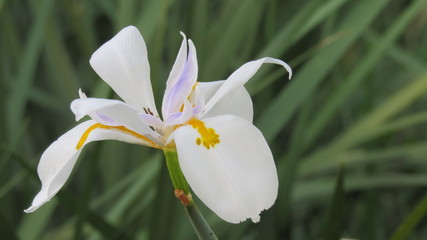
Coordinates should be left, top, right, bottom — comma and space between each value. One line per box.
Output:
173, 115, 278, 223
71, 98, 161, 144
203, 57, 291, 116
162, 38, 198, 120
139, 113, 164, 129
24, 120, 150, 213
77, 89, 115, 125
89, 26, 158, 115
198, 81, 253, 122
164, 32, 187, 92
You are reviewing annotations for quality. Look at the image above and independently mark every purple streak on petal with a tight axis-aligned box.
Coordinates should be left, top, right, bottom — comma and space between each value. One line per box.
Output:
193, 104, 203, 115
94, 112, 118, 125
165, 63, 193, 113
165, 111, 191, 126
166, 112, 182, 123
164, 98, 193, 126
163, 40, 198, 119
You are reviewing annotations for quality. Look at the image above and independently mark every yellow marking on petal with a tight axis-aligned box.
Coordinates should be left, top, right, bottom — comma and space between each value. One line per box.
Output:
188, 119, 220, 149
191, 82, 198, 91
76, 123, 161, 150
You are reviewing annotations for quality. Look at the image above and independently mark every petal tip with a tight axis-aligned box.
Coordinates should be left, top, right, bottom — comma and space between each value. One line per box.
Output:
24, 197, 50, 213
263, 57, 292, 80
24, 196, 48, 213
23, 206, 36, 213
188, 39, 196, 50
78, 89, 87, 99
124, 25, 137, 30
119, 25, 140, 35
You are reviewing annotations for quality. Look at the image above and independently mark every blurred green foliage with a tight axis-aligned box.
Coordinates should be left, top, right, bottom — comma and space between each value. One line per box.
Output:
1, 0, 427, 239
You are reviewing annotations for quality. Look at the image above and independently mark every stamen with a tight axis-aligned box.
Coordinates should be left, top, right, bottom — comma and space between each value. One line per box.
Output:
188, 119, 220, 149
143, 107, 154, 116
76, 123, 161, 150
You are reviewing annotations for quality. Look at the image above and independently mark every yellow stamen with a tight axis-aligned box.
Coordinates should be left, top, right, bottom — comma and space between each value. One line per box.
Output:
188, 119, 220, 149
76, 123, 161, 150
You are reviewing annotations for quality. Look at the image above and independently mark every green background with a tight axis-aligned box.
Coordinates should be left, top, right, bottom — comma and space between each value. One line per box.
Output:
1, 0, 427, 239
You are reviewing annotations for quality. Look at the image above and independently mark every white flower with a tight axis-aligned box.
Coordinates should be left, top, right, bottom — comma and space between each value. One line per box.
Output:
25, 26, 292, 223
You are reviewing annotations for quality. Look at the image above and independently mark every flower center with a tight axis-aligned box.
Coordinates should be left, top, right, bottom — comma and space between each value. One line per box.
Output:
188, 119, 220, 149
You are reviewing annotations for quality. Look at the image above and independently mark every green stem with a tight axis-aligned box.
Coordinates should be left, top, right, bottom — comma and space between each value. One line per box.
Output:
164, 149, 190, 194
185, 200, 219, 240
163, 149, 218, 240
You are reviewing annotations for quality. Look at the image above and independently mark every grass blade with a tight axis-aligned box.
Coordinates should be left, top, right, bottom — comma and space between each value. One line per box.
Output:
5, 0, 56, 141
257, 0, 391, 141
390, 193, 427, 240
321, 166, 345, 240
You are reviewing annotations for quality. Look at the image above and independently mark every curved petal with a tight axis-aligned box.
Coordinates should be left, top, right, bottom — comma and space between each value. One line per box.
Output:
203, 57, 291, 116
24, 120, 150, 213
78, 89, 116, 125
164, 98, 193, 126
162, 38, 198, 120
198, 81, 253, 122
71, 98, 161, 144
89, 26, 158, 116
164, 32, 187, 92
173, 115, 278, 223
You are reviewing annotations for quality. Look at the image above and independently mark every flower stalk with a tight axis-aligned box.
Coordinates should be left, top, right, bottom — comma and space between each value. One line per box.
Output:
184, 200, 219, 240
164, 150, 218, 240
164, 149, 190, 194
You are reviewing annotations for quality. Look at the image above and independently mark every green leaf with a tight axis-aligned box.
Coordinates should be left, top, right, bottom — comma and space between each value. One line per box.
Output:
17, 199, 58, 240
302, 71, 427, 167
390, 193, 427, 240
257, 0, 391, 141
302, 0, 427, 151
5, 0, 56, 141
321, 165, 345, 240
